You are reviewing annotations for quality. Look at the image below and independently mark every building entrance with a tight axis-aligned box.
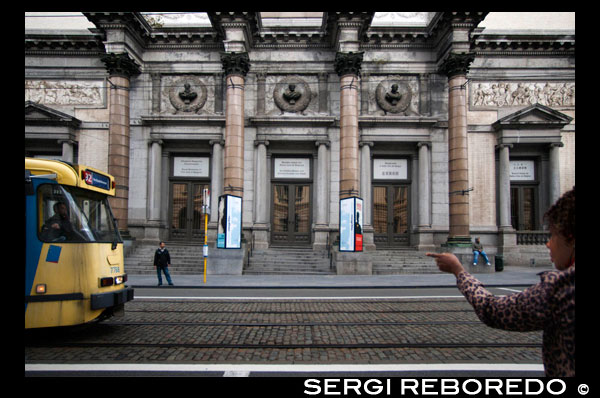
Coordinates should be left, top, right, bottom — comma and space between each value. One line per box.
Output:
169, 181, 209, 241
271, 183, 311, 246
373, 184, 410, 246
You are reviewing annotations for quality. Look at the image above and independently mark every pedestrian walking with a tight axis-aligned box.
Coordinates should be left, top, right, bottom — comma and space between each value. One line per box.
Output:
154, 241, 174, 286
472, 237, 491, 266
426, 187, 575, 377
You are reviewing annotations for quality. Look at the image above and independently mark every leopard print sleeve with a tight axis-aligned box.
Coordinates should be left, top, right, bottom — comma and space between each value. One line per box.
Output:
456, 271, 550, 332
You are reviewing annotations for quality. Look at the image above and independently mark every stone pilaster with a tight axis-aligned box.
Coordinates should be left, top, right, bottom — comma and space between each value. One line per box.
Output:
101, 52, 140, 232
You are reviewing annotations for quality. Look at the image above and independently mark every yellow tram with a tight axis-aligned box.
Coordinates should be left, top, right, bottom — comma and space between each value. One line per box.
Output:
25, 158, 133, 328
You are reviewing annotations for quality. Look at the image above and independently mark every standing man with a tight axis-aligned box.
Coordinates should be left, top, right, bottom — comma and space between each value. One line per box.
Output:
154, 241, 174, 286
472, 237, 491, 266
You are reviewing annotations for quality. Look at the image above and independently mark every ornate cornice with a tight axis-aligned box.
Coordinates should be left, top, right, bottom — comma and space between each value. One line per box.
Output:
438, 52, 475, 78
101, 52, 141, 78
334, 51, 364, 77
220, 51, 251, 77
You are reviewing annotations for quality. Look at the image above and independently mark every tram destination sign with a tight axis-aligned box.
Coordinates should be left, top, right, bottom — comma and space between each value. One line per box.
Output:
82, 169, 110, 190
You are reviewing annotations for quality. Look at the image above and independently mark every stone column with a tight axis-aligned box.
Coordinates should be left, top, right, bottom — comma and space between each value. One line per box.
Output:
333, 51, 371, 274
359, 141, 373, 226
314, 140, 330, 251
417, 142, 431, 228
209, 140, 225, 224
101, 52, 140, 232
439, 52, 474, 246
148, 139, 162, 221
549, 142, 563, 205
335, 51, 363, 199
497, 144, 513, 230
496, 143, 516, 260
221, 52, 250, 198
253, 139, 269, 249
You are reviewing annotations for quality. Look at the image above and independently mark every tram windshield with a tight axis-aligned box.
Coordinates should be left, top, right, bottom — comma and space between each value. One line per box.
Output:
38, 184, 122, 243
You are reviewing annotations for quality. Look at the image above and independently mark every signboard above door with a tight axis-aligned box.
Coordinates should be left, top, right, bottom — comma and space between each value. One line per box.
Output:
373, 158, 408, 180
173, 157, 209, 178
274, 158, 310, 179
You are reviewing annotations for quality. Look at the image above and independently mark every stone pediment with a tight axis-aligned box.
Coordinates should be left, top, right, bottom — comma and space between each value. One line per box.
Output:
492, 103, 572, 130
25, 101, 81, 127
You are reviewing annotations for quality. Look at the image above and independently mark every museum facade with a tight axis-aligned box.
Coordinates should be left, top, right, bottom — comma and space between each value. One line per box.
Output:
25, 12, 575, 271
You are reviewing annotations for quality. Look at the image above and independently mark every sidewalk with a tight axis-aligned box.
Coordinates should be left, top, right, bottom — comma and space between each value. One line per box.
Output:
127, 265, 554, 288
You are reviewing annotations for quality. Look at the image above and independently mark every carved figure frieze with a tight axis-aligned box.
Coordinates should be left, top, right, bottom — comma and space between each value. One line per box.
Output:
168, 76, 207, 114
273, 76, 312, 114
375, 78, 419, 116
470, 81, 575, 109
25, 80, 105, 106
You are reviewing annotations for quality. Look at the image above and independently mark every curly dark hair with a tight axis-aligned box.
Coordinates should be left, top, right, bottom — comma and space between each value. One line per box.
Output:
544, 186, 575, 244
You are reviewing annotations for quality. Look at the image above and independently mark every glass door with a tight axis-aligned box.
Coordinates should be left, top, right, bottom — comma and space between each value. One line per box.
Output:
271, 183, 311, 245
169, 181, 209, 241
373, 185, 409, 246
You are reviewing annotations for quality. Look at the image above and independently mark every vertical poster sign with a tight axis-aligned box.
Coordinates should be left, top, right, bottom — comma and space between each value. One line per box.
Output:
339, 197, 355, 252
216, 194, 242, 249
340, 197, 363, 252
355, 198, 363, 252
226, 195, 242, 249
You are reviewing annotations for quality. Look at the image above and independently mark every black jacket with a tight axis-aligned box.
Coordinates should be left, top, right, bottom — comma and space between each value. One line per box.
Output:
154, 248, 171, 267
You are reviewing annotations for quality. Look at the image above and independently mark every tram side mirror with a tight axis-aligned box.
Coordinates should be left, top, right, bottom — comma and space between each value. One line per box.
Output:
25, 171, 34, 196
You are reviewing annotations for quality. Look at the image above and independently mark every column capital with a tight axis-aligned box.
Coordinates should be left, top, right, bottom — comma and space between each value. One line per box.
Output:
549, 142, 564, 148
417, 141, 431, 149
149, 139, 163, 146
101, 52, 141, 78
254, 139, 270, 147
220, 51, 250, 77
209, 139, 226, 146
358, 141, 373, 148
316, 140, 330, 148
438, 52, 475, 78
334, 51, 364, 77
495, 143, 514, 150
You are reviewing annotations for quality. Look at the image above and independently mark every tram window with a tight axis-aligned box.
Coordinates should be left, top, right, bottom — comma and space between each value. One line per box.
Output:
37, 184, 121, 243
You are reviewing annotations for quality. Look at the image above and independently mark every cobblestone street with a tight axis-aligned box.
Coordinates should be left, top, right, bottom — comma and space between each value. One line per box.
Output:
25, 297, 542, 365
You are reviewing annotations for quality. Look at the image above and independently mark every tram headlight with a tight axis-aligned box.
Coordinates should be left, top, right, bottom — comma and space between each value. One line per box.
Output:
114, 276, 124, 285
35, 284, 46, 294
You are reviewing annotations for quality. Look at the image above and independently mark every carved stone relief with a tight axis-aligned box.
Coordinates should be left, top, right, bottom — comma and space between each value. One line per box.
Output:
470, 81, 575, 109
25, 80, 104, 106
167, 76, 208, 114
273, 76, 312, 114
374, 77, 419, 116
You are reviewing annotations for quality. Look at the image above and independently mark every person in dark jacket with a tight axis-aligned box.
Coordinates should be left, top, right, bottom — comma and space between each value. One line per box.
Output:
427, 187, 575, 377
154, 241, 174, 286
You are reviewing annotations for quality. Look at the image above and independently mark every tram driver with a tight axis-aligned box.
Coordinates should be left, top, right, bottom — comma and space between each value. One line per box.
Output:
41, 201, 75, 241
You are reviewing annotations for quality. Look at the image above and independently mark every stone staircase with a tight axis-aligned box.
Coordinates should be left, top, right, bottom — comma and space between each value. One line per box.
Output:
244, 247, 334, 275
371, 248, 442, 274
124, 242, 208, 275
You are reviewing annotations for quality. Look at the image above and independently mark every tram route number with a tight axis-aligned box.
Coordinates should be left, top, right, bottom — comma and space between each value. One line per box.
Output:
110, 266, 120, 274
